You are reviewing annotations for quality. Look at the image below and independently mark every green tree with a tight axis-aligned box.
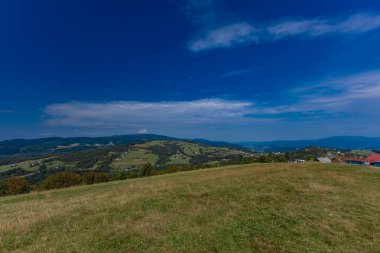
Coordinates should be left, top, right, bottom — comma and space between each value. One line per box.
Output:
140, 163, 153, 177
40, 172, 82, 190
6, 177, 30, 195
39, 164, 47, 172
83, 172, 109, 185
0, 180, 8, 196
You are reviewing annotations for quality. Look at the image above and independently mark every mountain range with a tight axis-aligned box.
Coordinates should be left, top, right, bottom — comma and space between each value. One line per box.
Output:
1, 134, 380, 159
239, 136, 380, 152
0, 134, 245, 159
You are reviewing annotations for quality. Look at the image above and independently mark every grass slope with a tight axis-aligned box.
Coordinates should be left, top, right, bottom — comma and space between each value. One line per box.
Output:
1, 163, 380, 252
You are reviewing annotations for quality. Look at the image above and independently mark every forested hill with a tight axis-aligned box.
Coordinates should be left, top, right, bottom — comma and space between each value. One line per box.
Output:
0, 140, 254, 186
0, 135, 189, 158
239, 136, 380, 152
0, 134, 247, 159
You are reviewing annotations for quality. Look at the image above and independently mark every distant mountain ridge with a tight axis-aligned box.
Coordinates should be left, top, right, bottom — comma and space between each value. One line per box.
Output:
239, 136, 380, 152
0, 134, 175, 158
1, 135, 380, 158
0, 134, 244, 159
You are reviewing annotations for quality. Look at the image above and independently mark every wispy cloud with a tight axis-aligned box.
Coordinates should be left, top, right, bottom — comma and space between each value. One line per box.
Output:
267, 13, 380, 39
0, 109, 15, 113
189, 23, 257, 51
44, 99, 253, 128
254, 70, 380, 116
42, 70, 380, 139
188, 12, 380, 52
43, 70, 380, 128
221, 67, 255, 78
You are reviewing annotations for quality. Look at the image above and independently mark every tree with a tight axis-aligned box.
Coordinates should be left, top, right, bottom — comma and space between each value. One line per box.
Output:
40, 172, 82, 190
39, 164, 47, 172
83, 172, 109, 185
0, 180, 8, 196
140, 163, 153, 177
6, 177, 30, 195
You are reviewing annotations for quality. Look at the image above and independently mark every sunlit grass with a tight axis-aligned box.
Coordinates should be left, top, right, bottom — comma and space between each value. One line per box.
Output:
1, 163, 380, 252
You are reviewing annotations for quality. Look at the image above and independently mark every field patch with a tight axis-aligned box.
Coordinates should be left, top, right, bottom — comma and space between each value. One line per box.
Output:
110, 149, 159, 170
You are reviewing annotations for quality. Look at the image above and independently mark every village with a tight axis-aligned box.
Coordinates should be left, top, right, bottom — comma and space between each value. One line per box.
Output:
290, 152, 380, 167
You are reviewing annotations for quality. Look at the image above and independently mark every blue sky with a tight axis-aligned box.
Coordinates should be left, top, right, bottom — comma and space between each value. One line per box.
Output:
1, 0, 380, 141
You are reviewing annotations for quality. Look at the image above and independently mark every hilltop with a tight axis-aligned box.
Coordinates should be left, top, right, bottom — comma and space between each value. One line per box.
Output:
1, 163, 380, 252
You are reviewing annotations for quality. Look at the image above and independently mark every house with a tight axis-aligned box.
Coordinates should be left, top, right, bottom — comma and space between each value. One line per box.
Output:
367, 154, 380, 165
341, 157, 368, 166
375, 162, 380, 168
317, 157, 332, 163
288, 159, 305, 163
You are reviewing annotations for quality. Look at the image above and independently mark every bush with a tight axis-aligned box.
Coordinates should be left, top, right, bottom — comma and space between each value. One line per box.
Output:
0, 180, 8, 196
40, 172, 82, 190
83, 172, 109, 185
6, 177, 30, 195
140, 163, 154, 177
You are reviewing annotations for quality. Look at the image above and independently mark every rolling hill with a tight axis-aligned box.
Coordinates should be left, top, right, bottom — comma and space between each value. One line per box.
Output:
0, 134, 177, 159
1, 163, 380, 252
240, 136, 380, 152
0, 134, 247, 160
0, 140, 253, 184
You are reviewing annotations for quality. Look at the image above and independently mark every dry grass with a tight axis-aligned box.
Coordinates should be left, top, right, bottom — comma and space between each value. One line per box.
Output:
1, 163, 380, 252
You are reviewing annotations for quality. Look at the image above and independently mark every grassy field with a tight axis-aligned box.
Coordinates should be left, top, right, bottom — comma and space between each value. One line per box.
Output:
110, 149, 159, 170
180, 142, 200, 156
0, 159, 64, 173
1, 163, 380, 252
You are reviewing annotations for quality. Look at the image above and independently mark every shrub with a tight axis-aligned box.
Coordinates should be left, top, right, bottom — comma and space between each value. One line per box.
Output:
6, 177, 30, 195
83, 172, 109, 185
40, 172, 82, 190
0, 180, 8, 196
140, 163, 154, 177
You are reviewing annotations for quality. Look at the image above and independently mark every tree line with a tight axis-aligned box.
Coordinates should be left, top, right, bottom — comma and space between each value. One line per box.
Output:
0, 151, 306, 198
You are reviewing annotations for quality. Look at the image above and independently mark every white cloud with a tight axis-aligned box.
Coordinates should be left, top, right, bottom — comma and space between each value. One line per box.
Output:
267, 13, 380, 39
43, 70, 380, 130
44, 99, 253, 128
138, 129, 148, 134
189, 12, 380, 52
189, 23, 257, 52
256, 70, 380, 116
41, 70, 380, 140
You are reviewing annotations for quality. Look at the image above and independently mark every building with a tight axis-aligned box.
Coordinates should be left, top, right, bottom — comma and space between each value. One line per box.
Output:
340, 157, 368, 166
367, 154, 380, 165
288, 159, 305, 163
317, 157, 332, 163
375, 162, 380, 168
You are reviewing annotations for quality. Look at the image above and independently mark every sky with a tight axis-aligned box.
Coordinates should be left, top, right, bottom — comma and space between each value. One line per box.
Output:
1, 0, 380, 141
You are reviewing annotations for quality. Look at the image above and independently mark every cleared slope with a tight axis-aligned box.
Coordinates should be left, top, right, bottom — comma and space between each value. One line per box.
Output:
1, 163, 380, 252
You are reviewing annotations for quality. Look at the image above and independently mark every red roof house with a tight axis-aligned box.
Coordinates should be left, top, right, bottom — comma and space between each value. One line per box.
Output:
367, 154, 380, 164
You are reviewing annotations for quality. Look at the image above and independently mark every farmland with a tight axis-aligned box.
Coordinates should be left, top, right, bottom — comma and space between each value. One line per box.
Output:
0, 140, 253, 184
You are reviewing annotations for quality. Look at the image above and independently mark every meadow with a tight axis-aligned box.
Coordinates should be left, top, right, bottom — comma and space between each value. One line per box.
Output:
1, 163, 380, 252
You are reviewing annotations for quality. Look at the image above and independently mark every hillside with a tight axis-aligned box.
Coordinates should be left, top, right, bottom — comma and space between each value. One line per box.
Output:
1, 163, 380, 252
0, 134, 177, 159
240, 136, 380, 152
0, 140, 253, 184
0, 134, 246, 160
